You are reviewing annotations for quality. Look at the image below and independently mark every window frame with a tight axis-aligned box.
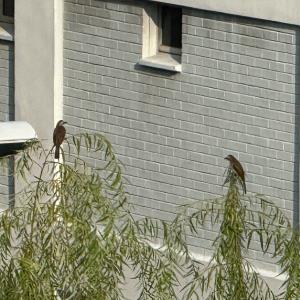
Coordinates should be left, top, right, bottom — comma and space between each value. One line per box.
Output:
140, 2, 182, 72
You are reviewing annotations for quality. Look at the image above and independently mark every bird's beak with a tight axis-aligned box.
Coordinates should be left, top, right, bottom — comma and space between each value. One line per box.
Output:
63, 121, 68, 125
224, 156, 229, 160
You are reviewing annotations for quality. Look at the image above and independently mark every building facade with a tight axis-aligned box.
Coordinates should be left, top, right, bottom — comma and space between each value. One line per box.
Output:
63, 0, 299, 276
2, 0, 300, 284
0, 1, 14, 209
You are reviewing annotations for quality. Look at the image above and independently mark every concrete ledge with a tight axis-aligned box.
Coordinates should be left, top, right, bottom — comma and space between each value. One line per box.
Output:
139, 53, 182, 72
0, 23, 14, 41
122, 246, 285, 299
147, 0, 300, 26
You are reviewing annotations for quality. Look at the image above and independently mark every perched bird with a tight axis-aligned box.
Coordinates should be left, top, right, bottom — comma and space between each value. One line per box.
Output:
225, 154, 246, 194
53, 120, 67, 159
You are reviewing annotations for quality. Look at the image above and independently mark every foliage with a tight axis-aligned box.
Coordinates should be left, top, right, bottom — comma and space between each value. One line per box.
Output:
0, 134, 189, 300
0, 133, 299, 300
178, 170, 290, 300
278, 230, 300, 300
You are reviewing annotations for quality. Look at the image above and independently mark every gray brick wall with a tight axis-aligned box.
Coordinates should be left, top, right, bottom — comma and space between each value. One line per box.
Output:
63, 0, 298, 272
0, 41, 14, 209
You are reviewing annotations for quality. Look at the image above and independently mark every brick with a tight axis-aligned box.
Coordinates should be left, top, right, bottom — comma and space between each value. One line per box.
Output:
63, 0, 300, 273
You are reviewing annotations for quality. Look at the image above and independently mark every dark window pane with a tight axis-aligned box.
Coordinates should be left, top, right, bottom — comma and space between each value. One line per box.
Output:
3, 0, 14, 17
161, 6, 182, 48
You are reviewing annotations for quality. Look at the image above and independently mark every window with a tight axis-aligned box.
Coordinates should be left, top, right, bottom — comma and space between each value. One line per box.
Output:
140, 3, 182, 72
3, 0, 14, 18
0, 0, 14, 42
159, 5, 182, 54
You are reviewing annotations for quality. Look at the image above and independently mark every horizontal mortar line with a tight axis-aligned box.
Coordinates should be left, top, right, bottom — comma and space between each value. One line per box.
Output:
67, 9, 296, 52
128, 193, 182, 209
0, 79, 13, 85
182, 67, 296, 94
183, 43, 297, 76
73, 18, 141, 34
63, 99, 297, 147
64, 55, 300, 99
66, 119, 296, 181
0, 74, 13, 81
184, 15, 298, 36
184, 41, 296, 71
183, 60, 296, 91
248, 22, 297, 33
0, 83, 14, 88
0, 95, 14, 101
183, 23, 296, 43
124, 171, 294, 197
64, 33, 140, 54
63, 46, 296, 92
184, 53, 296, 85
73, 142, 228, 179
0, 52, 13, 56
66, 148, 295, 192
64, 81, 298, 128
122, 163, 231, 184
65, 50, 300, 92
183, 24, 297, 55
64, 103, 296, 153
0, 65, 11, 72
183, 30, 296, 56
64, 24, 141, 46
69, 139, 224, 176
113, 172, 221, 202
66, 127, 295, 179
65, 4, 141, 18
63, 68, 298, 114
63, 42, 140, 60
64, 43, 298, 87
64, 49, 141, 65
63, 63, 298, 110
65, 30, 140, 47
98, 7, 142, 16
67, 3, 295, 43
64, 52, 140, 67
118, 152, 295, 185
65, 104, 296, 151
184, 33, 296, 60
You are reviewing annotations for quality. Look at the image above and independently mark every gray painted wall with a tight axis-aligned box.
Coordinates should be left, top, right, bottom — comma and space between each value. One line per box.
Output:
63, 0, 298, 274
0, 40, 14, 209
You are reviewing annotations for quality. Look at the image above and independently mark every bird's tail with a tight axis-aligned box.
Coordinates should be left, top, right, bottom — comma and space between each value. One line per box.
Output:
54, 146, 60, 159
242, 181, 247, 194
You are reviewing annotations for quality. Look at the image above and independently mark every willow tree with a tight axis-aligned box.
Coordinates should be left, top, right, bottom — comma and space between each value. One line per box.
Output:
0, 134, 190, 300
180, 165, 290, 300
0, 132, 297, 300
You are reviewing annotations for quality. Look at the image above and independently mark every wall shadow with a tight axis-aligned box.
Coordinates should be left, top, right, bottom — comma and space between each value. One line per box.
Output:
8, 41, 15, 208
293, 29, 300, 228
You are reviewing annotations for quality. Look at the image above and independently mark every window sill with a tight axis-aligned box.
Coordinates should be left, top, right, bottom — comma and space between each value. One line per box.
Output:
0, 22, 14, 41
139, 52, 182, 72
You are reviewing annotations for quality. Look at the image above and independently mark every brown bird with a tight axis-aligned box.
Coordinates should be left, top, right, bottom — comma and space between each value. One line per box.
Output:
53, 120, 67, 159
225, 154, 246, 194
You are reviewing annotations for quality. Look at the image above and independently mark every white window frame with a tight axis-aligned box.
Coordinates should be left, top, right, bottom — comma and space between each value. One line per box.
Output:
140, 2, 182, 72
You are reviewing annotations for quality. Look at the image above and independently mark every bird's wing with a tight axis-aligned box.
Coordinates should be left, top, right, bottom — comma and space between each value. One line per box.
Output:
54, 126, 66, 146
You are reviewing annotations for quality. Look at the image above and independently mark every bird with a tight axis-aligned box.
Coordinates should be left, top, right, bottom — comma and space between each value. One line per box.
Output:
224, 154, 246, 194
53, 120, 67, 160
